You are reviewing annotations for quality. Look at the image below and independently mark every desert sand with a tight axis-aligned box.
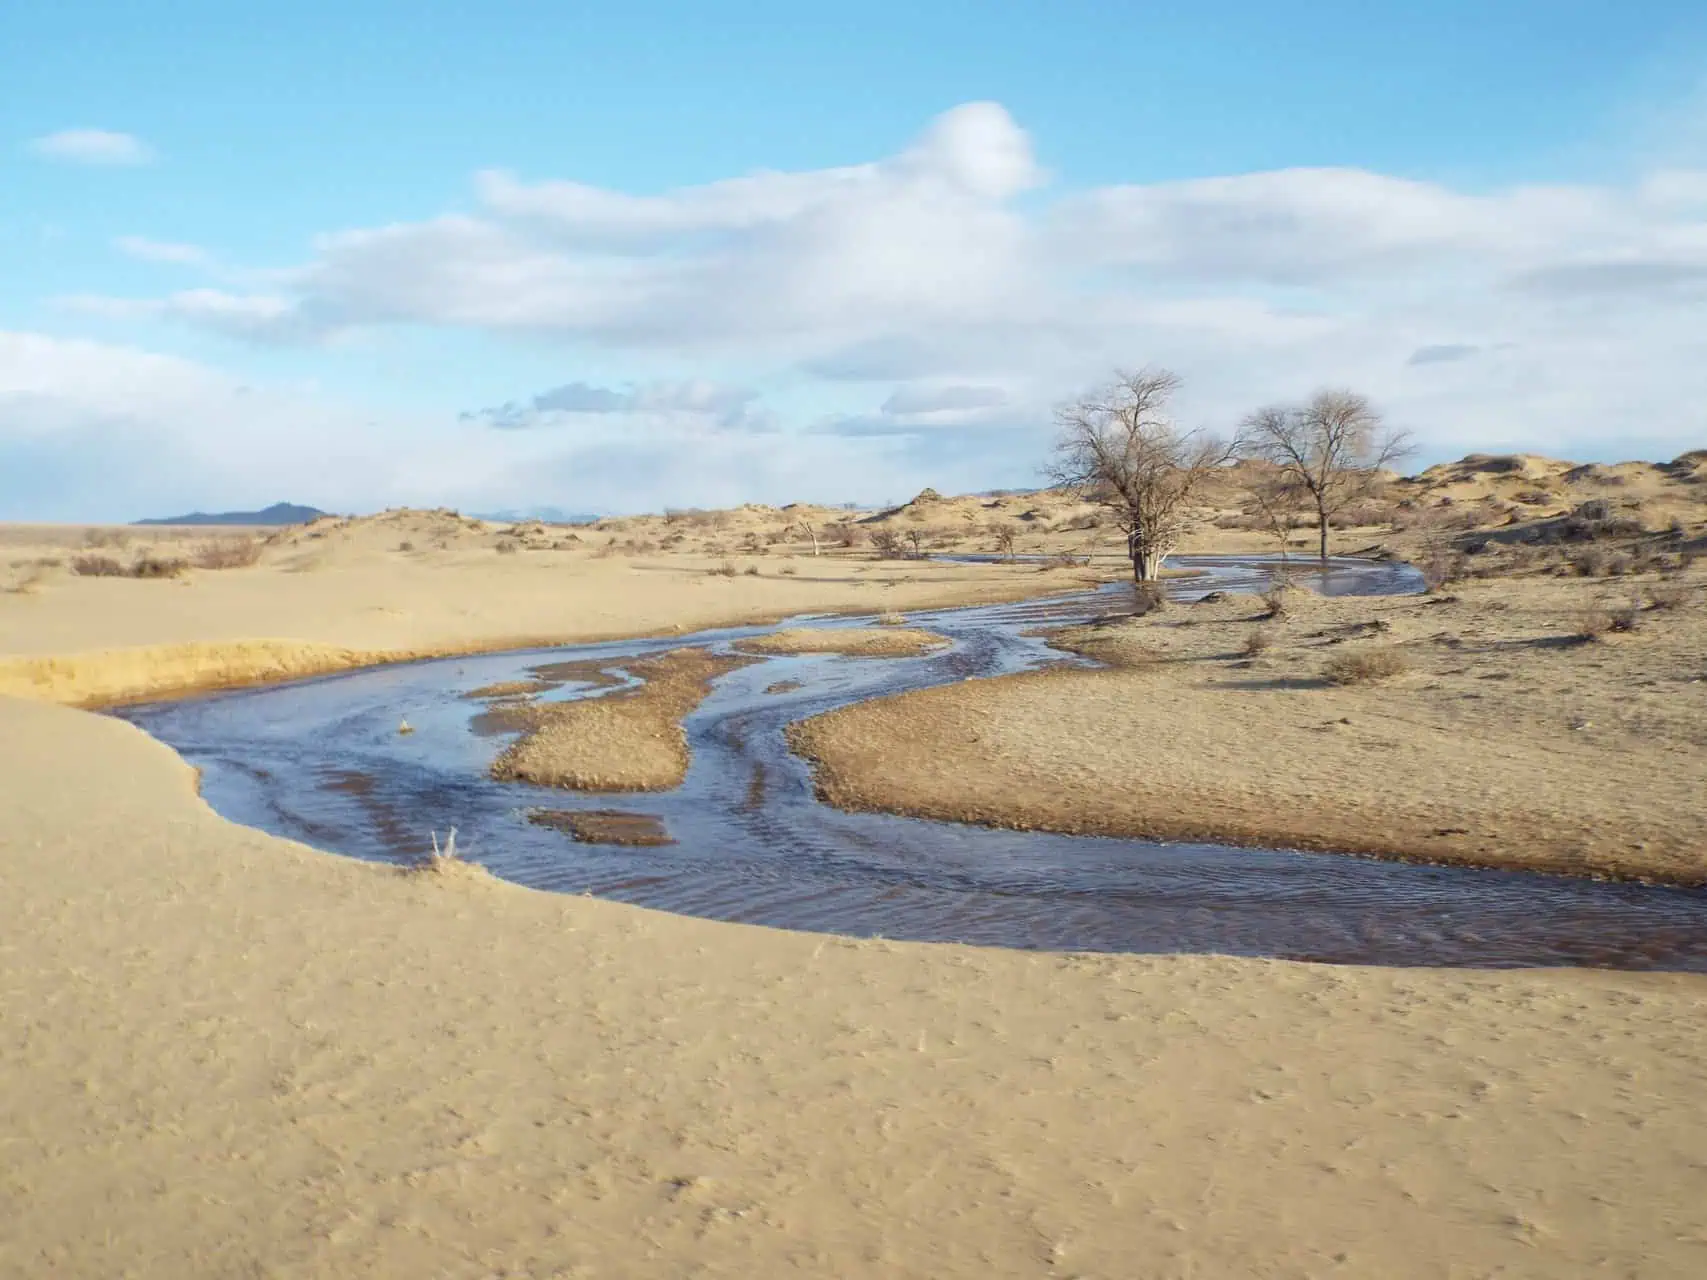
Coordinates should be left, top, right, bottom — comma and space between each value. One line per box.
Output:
5, 693, 1707, 1278
3, 473, 1706, 1276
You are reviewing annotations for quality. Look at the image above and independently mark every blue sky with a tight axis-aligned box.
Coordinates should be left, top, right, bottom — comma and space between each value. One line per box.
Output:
4, 1, 1706, 519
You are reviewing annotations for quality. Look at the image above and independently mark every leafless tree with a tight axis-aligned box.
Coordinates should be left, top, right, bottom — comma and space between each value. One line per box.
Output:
1242, 390, 1412, 564
1049, 368, 1239, 583
791, 520, 820, 556
990, 522, 1018, 560
1246, 468, 1309, 563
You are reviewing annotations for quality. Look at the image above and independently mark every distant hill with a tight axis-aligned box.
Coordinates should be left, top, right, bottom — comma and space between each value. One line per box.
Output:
134, 502, 327, 527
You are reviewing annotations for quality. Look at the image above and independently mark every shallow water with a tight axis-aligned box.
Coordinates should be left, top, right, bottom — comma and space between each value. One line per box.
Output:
116, 556, 1707, 971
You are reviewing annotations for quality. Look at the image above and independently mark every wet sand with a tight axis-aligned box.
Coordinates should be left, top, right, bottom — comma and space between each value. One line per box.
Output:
492, 649, 755, 791
733, 626, 949, 657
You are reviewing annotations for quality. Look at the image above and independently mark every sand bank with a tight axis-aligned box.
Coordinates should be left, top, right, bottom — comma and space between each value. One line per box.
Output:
790, 574, 1707, 884
491, 648, 754, 791
733, 626, 949, 658
3, 693, 1704, 1277
0, 547, 1062, 705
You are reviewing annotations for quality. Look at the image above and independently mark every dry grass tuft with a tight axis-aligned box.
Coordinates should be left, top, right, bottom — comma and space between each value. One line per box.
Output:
1242, 628, 1274, 658
1323, 646, 1410, 685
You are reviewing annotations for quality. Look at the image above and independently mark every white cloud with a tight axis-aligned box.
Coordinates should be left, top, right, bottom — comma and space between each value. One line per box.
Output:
115, 236, 211, 267
30, 129, 154, 166
45, 102, 1707, 474
0, 333, 907, 520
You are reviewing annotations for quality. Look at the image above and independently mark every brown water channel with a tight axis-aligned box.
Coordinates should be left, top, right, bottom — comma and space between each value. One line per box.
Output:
116, 556, 1707, 970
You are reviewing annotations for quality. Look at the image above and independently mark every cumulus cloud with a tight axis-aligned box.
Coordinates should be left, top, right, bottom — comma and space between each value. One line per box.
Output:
45, 100, 1707, 471
30, 129, 154, 166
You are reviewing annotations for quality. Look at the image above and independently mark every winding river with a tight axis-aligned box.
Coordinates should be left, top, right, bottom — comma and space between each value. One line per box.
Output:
116, 556, 1707, 971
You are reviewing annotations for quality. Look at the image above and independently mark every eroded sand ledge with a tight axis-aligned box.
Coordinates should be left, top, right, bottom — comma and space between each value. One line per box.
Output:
789, 578, 1707, 885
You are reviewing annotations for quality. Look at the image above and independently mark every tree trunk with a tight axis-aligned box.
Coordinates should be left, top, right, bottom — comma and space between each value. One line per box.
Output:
1317, 506, 1330, 564
1129, 530, 1168, 582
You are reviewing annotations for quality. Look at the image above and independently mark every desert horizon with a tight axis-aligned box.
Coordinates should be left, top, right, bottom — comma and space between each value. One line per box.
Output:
8, 5, 1707, 1275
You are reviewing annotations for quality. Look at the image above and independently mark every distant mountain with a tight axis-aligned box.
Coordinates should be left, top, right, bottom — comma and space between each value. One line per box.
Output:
135, 502, 327, 527
474, 506, 602, 525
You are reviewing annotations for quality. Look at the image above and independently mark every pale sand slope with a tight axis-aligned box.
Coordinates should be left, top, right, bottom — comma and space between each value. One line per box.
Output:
4, 695, 1706, 1279
0, 546, 1068, 704
791, 571, 1707, 884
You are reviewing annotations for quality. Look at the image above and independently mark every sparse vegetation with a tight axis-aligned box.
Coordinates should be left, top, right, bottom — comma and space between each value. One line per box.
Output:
1242, 628, 1274, 658
1323, 646, 1410, 684
191, 537, 263, 569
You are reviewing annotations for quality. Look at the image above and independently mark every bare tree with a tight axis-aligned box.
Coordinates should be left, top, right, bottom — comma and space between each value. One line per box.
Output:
1242, 391, 1411, 564
989, 522, 1018, 561
1245, 468, 1309, 563
1049, 369, 1239, 584
791, 519, 820, 556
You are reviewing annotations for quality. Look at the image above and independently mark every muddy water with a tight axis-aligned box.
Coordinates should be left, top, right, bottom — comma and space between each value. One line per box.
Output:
116, 557, 1707, 971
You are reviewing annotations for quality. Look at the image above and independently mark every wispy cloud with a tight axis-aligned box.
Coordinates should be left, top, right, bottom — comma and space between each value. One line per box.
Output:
30, 129, 154, 166
462, 378, 773, 432
114, 236, 210, 267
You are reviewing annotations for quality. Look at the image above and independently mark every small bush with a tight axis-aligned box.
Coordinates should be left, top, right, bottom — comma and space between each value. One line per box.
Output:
744, 564, 761, 576
397, 540, 415, 552
1242, 628, 1274, 658
82, 528, 130, 549
707, 561, 738, 577
869, 528, 907, 559
1646, 584, 1689, 610
131, 554, 189, 579
71, 554, 127, 577
1132, 582, 1167, 615
495, 539, 520, 555
1569, 547, 1609, 577
192, 537, 262, 569
1323, 646, 1410, 685
876, 611, 906, 626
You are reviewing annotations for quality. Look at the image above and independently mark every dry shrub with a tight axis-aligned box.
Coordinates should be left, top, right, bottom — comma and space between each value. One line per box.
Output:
876, 611, 906, 626
1645, 584, 1689, 610
397, 540, 415, 552
495, 539, 520, 555
71, 553, 127, 577
779, 565, 798, 575
131, 553, 189, 579
1132, 581, 1167, 615
744, 564, 761, 576
82, 528, 131, 549
1242, 627, 1274, 658
1569, 547, 1609, 577
192, 537, 262, 569
869, 528, 907, 559
707, 560, 738, 577
1323, 646, 1409, 685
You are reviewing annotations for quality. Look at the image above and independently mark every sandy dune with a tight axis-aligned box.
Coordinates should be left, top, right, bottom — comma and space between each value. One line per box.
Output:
4, 695, 1706, 1278
2, 480, 1706, 1276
